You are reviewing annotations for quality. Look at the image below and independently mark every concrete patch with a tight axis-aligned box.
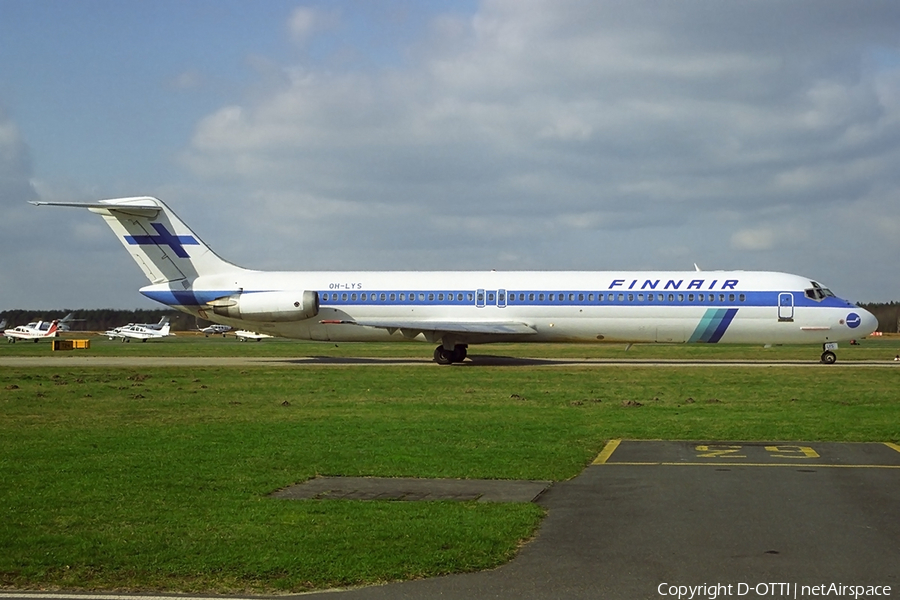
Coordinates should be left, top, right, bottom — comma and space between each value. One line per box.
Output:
272, 477, 552, 502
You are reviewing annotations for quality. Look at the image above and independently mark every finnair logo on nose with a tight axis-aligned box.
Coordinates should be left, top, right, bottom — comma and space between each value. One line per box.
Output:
124, 223, 199, 258
846, 313, 861, 329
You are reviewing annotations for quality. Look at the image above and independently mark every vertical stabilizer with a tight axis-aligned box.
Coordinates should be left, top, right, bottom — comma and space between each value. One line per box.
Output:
32, 197, 244, 285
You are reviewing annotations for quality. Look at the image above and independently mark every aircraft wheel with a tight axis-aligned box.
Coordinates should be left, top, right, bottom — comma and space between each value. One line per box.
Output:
451, 344, 468, 363
820, 350, 837, 364
433, 346, 453, 365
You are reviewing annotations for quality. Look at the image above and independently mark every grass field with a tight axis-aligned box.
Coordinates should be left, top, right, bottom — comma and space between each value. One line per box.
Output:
1, 336, 899, 593
3, 329, 900, 361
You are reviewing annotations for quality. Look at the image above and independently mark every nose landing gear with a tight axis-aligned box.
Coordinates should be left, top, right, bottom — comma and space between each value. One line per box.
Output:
820, 342, 838, 364
433, 344, 468, 365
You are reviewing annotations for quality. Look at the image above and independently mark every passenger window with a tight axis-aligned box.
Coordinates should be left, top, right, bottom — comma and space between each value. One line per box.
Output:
487, 292, 495, 303
728, 294, 734, 302
618, 293, 624, 302
688, 294, 694, 302
498, 292, 505, 303
400, 293, 405, 301
477, 292, 484, 303
529, 293, 535, 301
570, 293, 576, 302
341, 293, 348, 301
467, 292, 474, 302
419, 293, 425, 302
587, 293, 592, 302
428, 293, 434, 301
539, 293, 545, 301
628, 294, 634, 302
739, 293, 746, 302
668, 294, 674, 302
322, 293, 329, 301
638, 293, 645, 302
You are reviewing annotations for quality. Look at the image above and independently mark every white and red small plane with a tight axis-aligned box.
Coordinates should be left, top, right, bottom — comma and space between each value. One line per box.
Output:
105, 321, 172, 342
4, 320, 60, 343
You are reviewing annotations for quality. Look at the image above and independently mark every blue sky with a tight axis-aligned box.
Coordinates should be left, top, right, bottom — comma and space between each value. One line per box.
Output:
2, 0, 900, 310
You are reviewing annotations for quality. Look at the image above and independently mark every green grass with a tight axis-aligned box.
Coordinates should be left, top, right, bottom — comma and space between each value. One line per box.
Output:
2, 340, 900, 593
3, 330, 900, 362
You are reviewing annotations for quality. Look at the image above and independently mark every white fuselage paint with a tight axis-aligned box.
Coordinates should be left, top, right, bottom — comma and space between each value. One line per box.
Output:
144, 269, 874, 347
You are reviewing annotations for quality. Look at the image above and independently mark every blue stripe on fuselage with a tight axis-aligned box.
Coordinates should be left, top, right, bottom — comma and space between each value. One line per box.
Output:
689, 308, 739, 343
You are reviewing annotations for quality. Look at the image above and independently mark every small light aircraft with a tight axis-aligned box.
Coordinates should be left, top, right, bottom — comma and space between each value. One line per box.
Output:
141, 316, 170, 330
34, 196, 879, 363
105, 321, 172, 342
57, 312, 85, 332
4, 320, 60, 343
234, 330, 273, 342
200, 323, 232, 336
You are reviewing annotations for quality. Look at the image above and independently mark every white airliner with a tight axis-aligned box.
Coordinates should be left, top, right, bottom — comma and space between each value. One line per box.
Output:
5, 320, 60, 343
33, 197, 878, 364
105, 321, 172, 342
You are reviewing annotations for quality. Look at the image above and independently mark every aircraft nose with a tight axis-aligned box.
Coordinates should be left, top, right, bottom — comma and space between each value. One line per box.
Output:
856, 307, 879, 336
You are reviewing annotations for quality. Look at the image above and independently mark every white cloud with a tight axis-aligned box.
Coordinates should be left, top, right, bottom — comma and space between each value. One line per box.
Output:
172, 3, 900, 301
288, 7, 339, 44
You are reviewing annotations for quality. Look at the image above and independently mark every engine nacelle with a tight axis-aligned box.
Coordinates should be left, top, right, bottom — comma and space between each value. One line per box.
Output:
209, 290, 319, 322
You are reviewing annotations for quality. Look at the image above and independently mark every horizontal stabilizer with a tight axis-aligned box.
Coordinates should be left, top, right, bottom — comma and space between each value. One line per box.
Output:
30, 199, 162, 218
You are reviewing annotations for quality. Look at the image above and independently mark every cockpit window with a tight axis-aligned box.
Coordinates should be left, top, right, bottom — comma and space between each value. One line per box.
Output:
804, 281, 835, 302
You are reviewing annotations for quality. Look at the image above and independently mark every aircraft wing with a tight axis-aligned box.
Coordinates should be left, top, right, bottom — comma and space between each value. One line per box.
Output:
334, 319, 537, 336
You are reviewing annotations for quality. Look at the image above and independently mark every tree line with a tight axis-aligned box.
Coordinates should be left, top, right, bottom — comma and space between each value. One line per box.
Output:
4, 303, 900, 334
861, 302, 900, 334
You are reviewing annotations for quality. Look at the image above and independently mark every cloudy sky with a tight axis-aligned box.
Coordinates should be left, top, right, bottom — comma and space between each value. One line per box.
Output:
2, 0, 899, 310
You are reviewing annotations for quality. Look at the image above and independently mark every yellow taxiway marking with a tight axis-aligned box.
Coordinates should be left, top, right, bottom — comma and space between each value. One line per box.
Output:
592, 439, 622, 464
591, 440, 900, 468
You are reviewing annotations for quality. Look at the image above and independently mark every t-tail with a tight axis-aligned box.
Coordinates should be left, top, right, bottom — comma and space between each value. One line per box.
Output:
32, 197, 318, 324
32, 197, 243, 284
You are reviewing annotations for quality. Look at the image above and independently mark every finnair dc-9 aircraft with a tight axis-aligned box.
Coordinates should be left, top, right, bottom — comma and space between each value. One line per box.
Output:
33, 197, 877, 364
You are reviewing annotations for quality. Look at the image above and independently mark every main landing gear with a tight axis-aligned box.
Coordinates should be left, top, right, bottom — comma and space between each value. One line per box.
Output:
433, 344, 468, 365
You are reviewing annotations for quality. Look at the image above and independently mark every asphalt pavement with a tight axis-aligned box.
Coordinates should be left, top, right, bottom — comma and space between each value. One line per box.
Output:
2, 441, 897, 600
